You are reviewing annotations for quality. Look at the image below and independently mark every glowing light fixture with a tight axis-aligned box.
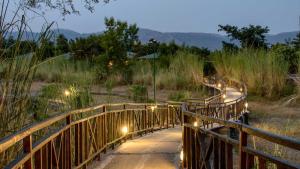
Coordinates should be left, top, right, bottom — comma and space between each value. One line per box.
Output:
180, 150, 184, 161
108, 61, 113, 68
245, 102, 248, 109
217, 83, 222, 88
150, 105, 157, 112
193, 121, 198, 127
240, 88, 243, 92
222, 94, 226, 99
121, 126, 128, 135
64, 90, 70, 96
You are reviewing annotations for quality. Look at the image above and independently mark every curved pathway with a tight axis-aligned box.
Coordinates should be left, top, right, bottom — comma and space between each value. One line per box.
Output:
91, 87, 242, 169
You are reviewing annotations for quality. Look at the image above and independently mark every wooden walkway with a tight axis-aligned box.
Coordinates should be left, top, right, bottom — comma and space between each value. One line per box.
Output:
92, 87, 242, 169
90, 127, 182, 169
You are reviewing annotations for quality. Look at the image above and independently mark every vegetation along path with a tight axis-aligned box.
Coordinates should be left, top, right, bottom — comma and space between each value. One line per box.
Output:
91, 86, 243, 169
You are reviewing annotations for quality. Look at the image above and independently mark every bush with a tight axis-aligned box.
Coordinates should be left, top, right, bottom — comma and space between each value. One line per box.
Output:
29, 84, 93, 121
168, 91, 191, 101
128, 85, 148, 102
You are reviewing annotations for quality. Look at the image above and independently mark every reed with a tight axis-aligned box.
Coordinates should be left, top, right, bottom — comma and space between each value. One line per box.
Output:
212, 49, 289, 98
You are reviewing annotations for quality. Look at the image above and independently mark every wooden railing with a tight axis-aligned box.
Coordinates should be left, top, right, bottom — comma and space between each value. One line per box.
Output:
182, 78, 300, 169
0, 103, 183, 169
1, 77, 300, 169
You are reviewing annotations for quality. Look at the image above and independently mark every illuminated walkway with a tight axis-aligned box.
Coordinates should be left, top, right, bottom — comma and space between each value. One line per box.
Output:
91, 127, 182, 169
91, 87, 242, 169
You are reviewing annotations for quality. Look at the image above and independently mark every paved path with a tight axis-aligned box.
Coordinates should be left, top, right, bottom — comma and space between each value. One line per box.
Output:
224, 87, 243, 103
91, 127, 182, 169
91, 87, 242, 169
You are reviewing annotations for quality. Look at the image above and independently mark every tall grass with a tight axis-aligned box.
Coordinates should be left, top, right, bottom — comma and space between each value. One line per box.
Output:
133, 51, 204, 90
213, 49, 289, 98
35, 55, 96, 85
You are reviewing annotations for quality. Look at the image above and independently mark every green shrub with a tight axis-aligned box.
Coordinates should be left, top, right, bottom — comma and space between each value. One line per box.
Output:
128, 85, 148, 102
168, 91, 191, 101
29, 84, 93, 121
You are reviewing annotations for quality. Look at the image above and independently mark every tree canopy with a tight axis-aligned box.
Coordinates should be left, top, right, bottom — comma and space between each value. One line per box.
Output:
218, 24, 270, 49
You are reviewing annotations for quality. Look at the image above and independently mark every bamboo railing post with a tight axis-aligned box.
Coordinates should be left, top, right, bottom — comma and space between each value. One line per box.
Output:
226, 143, 233, 169
103, 106, 107, 154
239, 127, 247, 169
167, 105, 169, 129
66, 115, 72, 169
23, 135, 32, 169
213, 138, 219, 169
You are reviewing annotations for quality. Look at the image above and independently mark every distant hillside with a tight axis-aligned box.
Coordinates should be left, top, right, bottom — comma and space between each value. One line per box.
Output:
8, 28, 299, 50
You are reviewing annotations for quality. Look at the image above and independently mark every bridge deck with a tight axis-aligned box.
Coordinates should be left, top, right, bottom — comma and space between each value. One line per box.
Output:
91, 127, 182, 169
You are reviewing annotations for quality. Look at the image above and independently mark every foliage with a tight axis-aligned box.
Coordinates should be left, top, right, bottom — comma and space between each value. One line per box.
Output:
2, 36, 37, 58
97, 17, 139, 81
41, 39, 56, 59
212, 49, 289, 98
70, 35, 103, 60
30, 83, 93, 121
25, 0, 110, 15
168, 91, 191, 101
270, 43, 298, 73
128, 85, 148, 102
133, 51, 204, 90
292, 32, 300, 50
35, 55, 96, 84
218, 24, 269, 49
56, 34, 70, 54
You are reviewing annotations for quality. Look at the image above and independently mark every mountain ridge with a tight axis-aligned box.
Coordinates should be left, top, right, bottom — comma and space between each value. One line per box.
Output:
9, 28, 299, 50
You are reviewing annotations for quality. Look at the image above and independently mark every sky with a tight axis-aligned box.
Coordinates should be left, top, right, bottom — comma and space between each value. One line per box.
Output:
26, 0, 300, 34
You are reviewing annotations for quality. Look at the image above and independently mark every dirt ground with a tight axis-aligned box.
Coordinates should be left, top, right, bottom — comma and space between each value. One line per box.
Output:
249, 99, 300, 139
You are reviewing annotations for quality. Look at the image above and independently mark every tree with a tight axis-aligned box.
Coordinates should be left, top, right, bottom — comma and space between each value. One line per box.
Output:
271, 43, 298, 73
291, 32, 300, 50
218, 24, 269, 49
25, 0, 111, 15
99, 17, 139, 79
41, 39, 55, 59
56, 34, 70, 54
70, 35, 104, 60
222, 41, 239, 53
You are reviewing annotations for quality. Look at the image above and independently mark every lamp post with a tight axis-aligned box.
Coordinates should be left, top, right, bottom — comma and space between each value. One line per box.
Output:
149, 38, 158, 103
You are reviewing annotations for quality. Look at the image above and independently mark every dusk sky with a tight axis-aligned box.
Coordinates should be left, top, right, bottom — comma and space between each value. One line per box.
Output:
28, 0, 300, 34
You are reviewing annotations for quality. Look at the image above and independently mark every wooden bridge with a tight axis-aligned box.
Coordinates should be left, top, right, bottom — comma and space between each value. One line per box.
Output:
0, 78, 299, 169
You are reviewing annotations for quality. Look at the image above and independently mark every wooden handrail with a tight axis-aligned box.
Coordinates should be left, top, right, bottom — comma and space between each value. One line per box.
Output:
182, 77, 300, 169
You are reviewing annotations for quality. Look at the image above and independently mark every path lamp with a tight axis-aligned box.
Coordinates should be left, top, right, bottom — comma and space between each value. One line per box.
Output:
122, 126, 128, 135
245, 102, 248, 111
64, 89, 71, 96
148, 38, 159, 103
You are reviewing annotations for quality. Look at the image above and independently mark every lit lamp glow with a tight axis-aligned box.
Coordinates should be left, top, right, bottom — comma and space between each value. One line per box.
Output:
222, 94, 226, 99
64, 90, 70, 96
121, 126, 128, 135
193, 121, 198, 127
108, 61, 113, 68
180, 150, 184, 161
150, 105, 157, 112
217, 83, 222, 88
240, 88, 243, 92
245, 102, 248, 109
